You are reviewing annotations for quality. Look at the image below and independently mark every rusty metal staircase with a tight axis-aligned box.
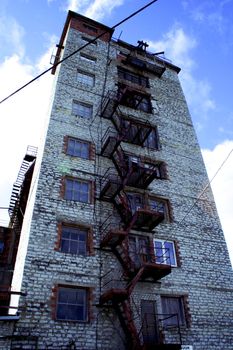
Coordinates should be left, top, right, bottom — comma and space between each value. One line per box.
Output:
99, 91, 176, 348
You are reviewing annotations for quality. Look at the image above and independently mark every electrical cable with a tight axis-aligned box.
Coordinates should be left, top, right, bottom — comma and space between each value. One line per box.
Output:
0, 0, 158, 105
177, 146, 233, 227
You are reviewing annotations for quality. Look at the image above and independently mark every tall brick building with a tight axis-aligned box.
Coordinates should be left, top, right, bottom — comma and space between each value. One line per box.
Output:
1, 11, 233, 350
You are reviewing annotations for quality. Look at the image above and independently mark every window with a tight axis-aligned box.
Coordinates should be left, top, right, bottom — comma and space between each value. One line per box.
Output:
119, 87, 152, 113
80, 53, 96, 64
77, 70, 95, 86
149, 197, 168, 219
72, 101, 93, 118
67, 137, 90, 159
65, 178, 90, 203
118, 67, 149, 87
129, 235, 150, 266
82, 36, 97, 45
56, 286, 88, 322
161, 296, 186, 327
143, 128, 159, 149
154, 239, 177, 266
61, 225, 87, 255
127, 193, 143, 214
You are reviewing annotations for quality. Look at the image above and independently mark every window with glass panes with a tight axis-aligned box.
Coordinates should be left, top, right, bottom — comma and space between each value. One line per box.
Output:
77, 70, 95, 86
143, 128, 159, 149
67, 138, 89, 159
154, 239, 177, 266
149, 197, 168, 219
118, 67, 149, 87
119, 87, 152, 113
72, 101, 93, 118
161, 296, 186, 327
56, 286, 88, 322
65, 178, 90, 203
61, 225, 87, 255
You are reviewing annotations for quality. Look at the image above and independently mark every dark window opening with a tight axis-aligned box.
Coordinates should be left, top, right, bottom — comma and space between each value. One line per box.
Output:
56, 286, 88, 322
161, 296, 186, 327
81, 36, 97, 45
119, 87, 152, 113
143, 129, 159, 149
129, 235, 150, 266
118, 67, 149, 87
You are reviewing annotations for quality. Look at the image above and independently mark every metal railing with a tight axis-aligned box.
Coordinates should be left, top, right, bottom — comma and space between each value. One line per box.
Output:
139, 312, 182, 346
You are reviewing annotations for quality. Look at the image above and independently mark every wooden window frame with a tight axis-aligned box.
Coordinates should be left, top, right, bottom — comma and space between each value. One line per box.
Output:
63, 177, 93, 203
161, 295, 191, 328
66, 137, 90, 159
154, 239, 177, 267
77, 70, 95, 87
55, 285, 89, 322
118, 67, 149, 87
72, 100, 93, 118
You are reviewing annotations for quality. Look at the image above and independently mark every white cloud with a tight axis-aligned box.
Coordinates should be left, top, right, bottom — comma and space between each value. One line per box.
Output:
0, 42, 55, 225
0, 15, 25, 57
147, 25, 215, 118
65, 0, 124, 20
202, 140, 233, 266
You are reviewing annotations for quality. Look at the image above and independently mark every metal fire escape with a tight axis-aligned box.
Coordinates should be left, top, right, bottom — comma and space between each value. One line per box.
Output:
98, 88, 181, 349
0, 146, 37, 318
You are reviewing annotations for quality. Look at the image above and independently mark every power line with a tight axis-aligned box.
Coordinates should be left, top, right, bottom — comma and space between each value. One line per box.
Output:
177, 146, 233, 227
0, 0, 158, 105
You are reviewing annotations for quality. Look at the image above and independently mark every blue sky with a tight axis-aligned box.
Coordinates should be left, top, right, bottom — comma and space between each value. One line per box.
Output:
0, 0, 232, 264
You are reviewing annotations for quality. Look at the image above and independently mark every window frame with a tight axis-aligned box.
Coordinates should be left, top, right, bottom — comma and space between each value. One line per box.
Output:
154, 239, 177, 267
119, 87, 152, 113
56, 286, 88, 322
72, 100, 93, 119
80, 53, 96, 64
60, 224, 88, 256
81, 36, 97, 46
161, 296, 186, 327
64, 177, 91, 203
149, 197, 170, 221
143, 128, 159, 149
118, 67, 149, 87
77, 70, 95, 87
66, 137, 90, 159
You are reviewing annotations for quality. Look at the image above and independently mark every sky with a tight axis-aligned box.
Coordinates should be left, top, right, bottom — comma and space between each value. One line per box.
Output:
0, 0, 232, 265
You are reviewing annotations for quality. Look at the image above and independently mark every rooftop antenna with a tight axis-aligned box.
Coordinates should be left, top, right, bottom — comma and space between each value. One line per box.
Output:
137, 40, 149, 51
118, 30, 123, 40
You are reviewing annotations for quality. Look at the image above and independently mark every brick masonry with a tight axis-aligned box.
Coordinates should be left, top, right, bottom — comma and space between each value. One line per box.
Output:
1, 12, 233, 350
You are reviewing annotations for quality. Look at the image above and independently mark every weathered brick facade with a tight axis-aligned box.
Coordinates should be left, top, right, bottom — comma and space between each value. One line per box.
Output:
1, 11, 233, 350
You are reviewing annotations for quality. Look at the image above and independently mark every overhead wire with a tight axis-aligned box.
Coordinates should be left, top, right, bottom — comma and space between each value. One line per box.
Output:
0, 0, 158, 105
177, 145, 233, 227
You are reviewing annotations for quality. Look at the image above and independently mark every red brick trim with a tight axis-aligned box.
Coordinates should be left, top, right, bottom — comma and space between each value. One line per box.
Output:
54, 222, 62, 251
51, 284, 93, 322
89, 143, 96, 160
62, 136, 68, 154
55, 222, 94, 256
60, 176, 65, 199
174, 240, 182, 268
